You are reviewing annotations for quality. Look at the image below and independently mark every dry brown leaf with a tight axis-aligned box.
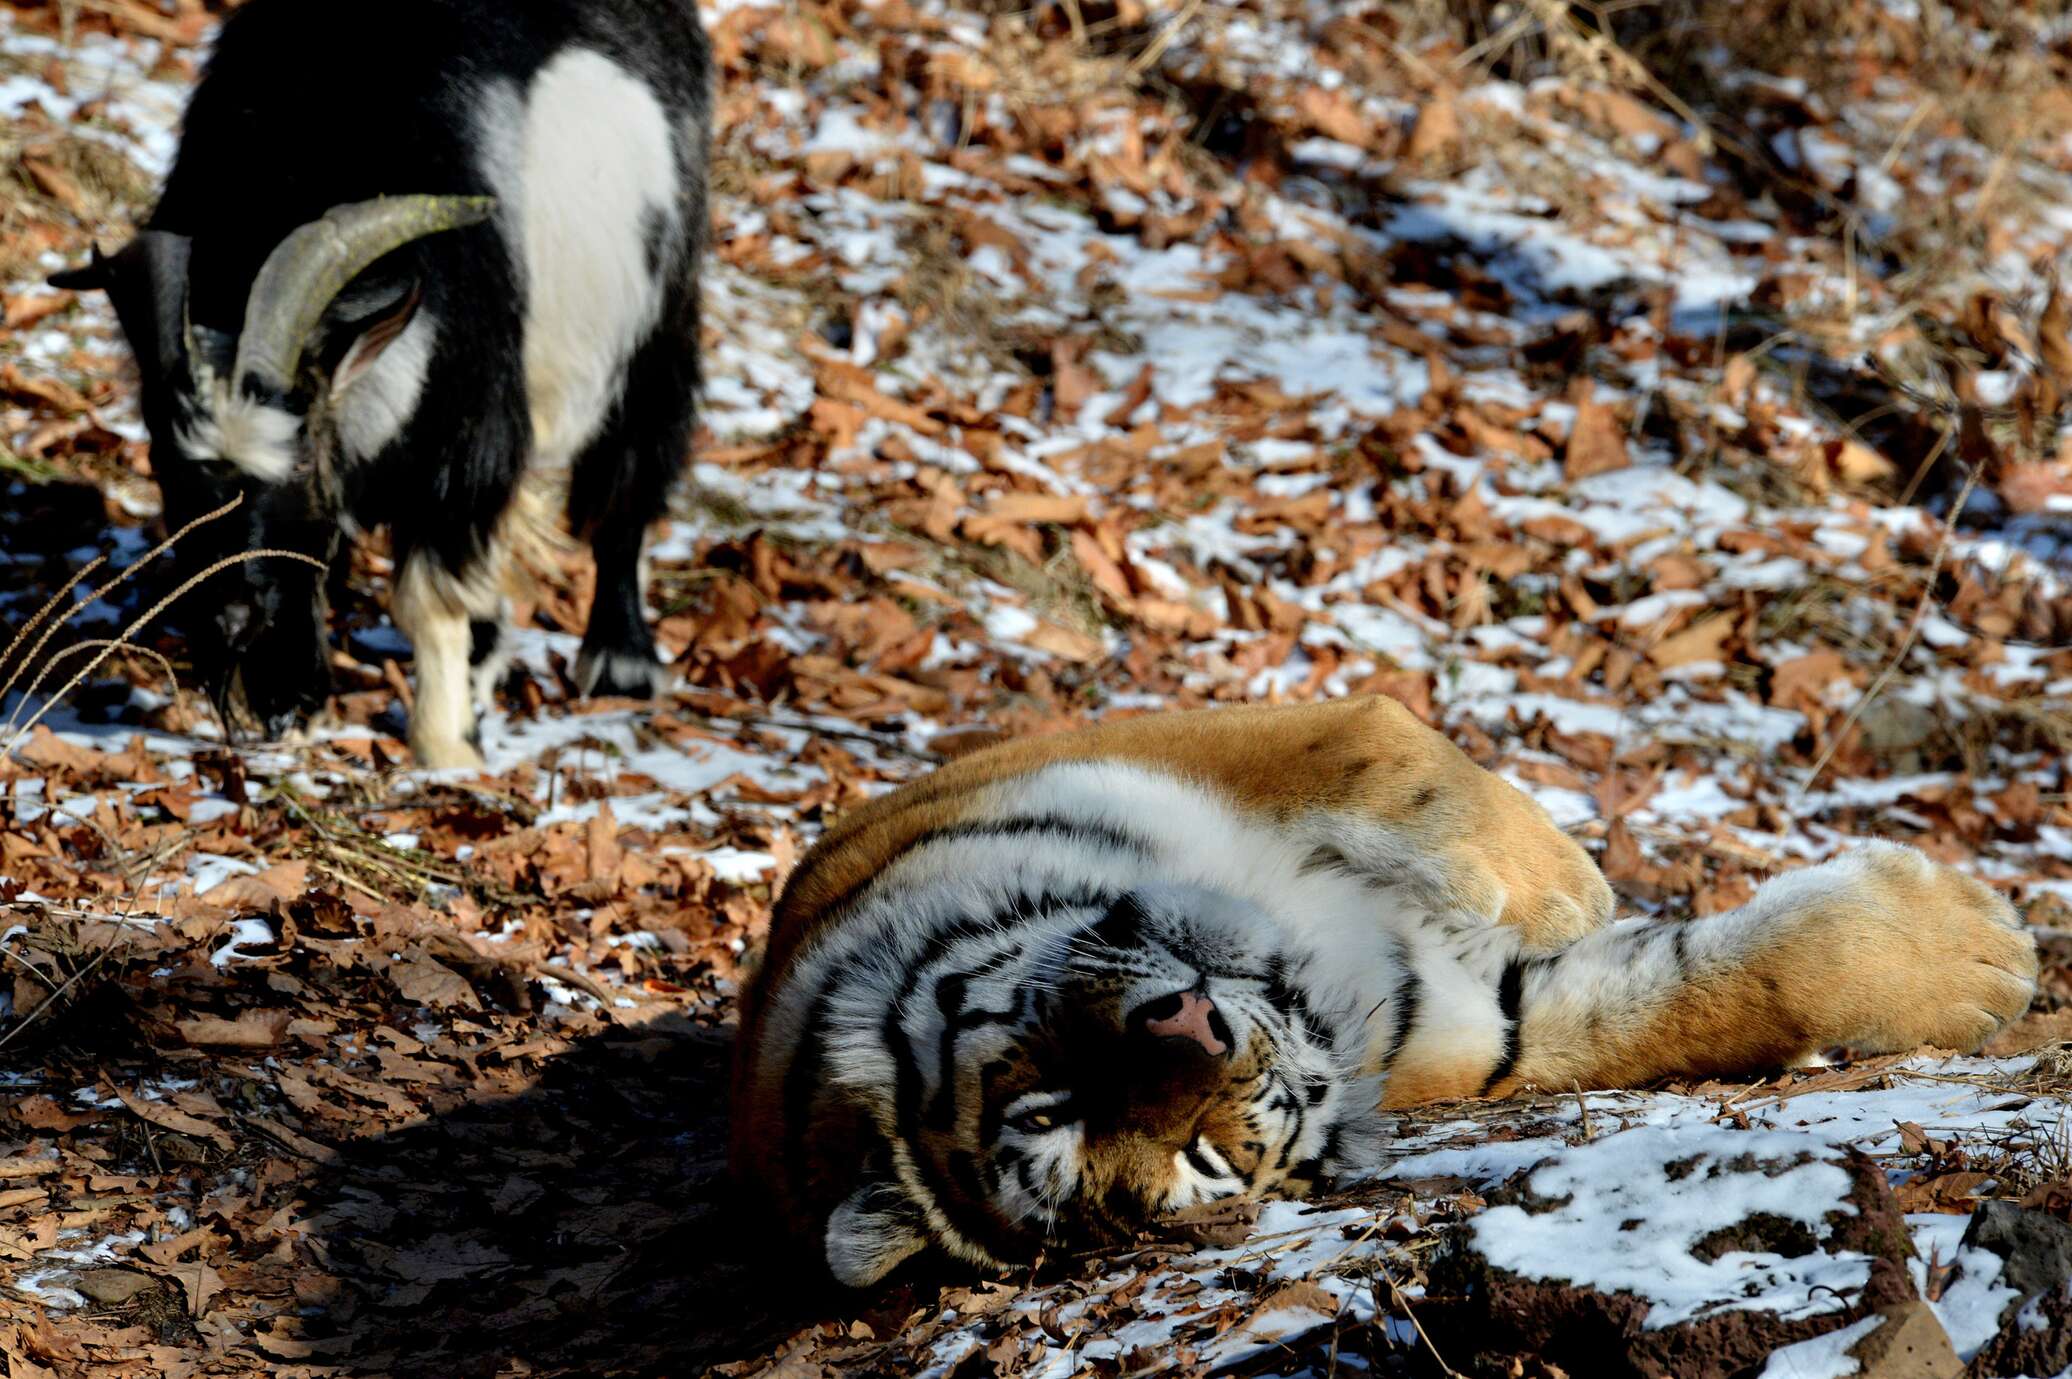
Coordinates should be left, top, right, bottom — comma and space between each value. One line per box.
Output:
1647, 614, 1732, 669
388, 952, 483, 1010
1983, 1008, 2072, 1057
1827, 438, 1896, 484
0, 1156, 63, 1180
1163, 1196, 1260, 1248
1563, 384, 1629, 480
113, 1087, 233, 1151
1295, 85, 1372, 145
587, 800, 623, 884
177, 1009, 291, 1049
1018, 620, 1104, 664
1770, 650, 1847, 707
981, 493, 1089, 526
1405, 90, 1460, 161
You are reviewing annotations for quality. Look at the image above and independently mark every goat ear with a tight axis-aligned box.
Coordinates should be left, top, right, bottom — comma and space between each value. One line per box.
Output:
328, 278, 424, 399
825, 1180, 928, 1287
48, 246, 110, 293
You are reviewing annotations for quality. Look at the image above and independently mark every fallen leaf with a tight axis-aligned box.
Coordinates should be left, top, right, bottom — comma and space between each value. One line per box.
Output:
1563, 384, 1629, 480
177, 1009, 291, 1049
1647, 614, 1732, 669
113, 1087, 233, 1151
1406, 90, 1460, 161
1983, 1008, 2072, 1057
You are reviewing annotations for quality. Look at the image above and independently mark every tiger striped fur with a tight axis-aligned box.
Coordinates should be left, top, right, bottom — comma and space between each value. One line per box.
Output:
730, 696, 2039, 1285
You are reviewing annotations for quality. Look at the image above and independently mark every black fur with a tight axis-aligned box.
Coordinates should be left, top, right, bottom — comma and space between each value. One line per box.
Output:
1481, 958, 1531, 1094
70, 0, 710, 740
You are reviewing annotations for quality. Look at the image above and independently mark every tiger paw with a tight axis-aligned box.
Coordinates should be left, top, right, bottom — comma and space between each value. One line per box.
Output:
1761, 843, 2037, 1056
1439, 821, 1615, 950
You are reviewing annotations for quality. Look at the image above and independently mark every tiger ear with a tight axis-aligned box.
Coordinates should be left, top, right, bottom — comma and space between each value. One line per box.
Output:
825, 1180, 928, 1287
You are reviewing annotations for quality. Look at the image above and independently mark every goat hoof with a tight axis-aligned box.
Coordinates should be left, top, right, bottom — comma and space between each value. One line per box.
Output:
575, 647, 671, 700
410, 735, 486, 771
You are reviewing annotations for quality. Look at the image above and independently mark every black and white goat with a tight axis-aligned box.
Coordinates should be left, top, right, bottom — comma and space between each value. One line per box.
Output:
55, 0, 710, 767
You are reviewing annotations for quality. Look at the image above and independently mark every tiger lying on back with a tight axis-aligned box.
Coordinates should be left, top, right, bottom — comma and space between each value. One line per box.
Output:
731, 696, 2039, 1285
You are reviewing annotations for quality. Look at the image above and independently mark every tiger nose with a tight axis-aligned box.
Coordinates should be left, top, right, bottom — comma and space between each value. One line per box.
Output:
1132, 990, 1230, 1058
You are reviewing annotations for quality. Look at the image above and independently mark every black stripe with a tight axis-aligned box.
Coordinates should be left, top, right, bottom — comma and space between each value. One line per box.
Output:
1274, 1098, 1307, 1171
1183, 1143, 1223, 1177
925, 990, 1019, 1131
1671, 922, 1692, 975
771, 770, 994, 917
923, 973, 972, 1131
1480, 958, 1530, 1094
885, 887, 1115, 1265
1262, 955, 1336, 1054
779, 973, 842, 1200
1084, 889, 1150, 951
1381, 941, 1423, 1069
1316, 1122, 1345, 1173
806, 815, 1153, 929
1299, 843, 1353, 876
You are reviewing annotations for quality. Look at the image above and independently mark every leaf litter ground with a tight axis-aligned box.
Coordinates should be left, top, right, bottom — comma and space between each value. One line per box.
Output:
4, 0, 2072, 1375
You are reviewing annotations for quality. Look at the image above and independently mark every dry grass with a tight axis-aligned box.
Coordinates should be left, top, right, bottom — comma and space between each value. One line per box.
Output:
1, 498, 325, 758
0, 123, 153, 234
275, 789, 529, 911
891, 214, 1034, 379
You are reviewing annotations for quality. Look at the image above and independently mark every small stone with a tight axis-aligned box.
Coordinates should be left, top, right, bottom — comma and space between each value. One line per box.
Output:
76, 1268, 156, 1306
1961, 1200, 2072, 1300
1846, 1302, 1961, 1379
1855, 699, 1939, 773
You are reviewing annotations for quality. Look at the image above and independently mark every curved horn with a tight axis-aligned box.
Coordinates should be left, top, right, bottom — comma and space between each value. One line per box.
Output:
232, 195, 495, 398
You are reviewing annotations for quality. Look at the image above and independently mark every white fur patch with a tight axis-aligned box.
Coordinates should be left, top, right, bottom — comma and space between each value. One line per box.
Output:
177, 385, 301, 482
334, 310, 438, 462
475, 49, 679, 467
574, 646, 668, 697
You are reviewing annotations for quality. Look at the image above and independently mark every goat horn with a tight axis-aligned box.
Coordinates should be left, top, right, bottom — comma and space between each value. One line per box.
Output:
232, 195, 495, 398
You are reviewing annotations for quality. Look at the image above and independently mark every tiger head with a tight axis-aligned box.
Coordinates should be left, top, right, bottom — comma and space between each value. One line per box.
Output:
801, 881, 1384, 1285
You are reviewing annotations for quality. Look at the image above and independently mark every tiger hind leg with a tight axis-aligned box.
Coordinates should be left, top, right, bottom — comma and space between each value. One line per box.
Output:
1488, 841, 2036, 1096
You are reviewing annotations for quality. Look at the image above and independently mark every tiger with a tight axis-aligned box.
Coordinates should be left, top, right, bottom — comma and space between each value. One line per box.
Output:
730, 695, 2039, 1286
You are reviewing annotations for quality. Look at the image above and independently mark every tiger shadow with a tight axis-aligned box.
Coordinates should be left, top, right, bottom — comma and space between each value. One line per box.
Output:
292, 1014, 938, 1377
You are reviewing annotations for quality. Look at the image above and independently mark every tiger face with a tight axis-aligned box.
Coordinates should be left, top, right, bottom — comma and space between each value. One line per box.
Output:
816, 882, 1383, 1285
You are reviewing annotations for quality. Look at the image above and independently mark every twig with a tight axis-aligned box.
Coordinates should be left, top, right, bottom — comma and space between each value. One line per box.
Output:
0, 926, 134, 1054
535, 961, 642, 1020
1, 495, 242, 716
1123, 0, 1203, 80
1895, 423, 1954, 510
672, 701, 944, 764
3, 545, 325, 756
0, 553, 106, 686
1060, 0, 1087, 47
1376, 1261, 1462, 1378
1796, 461, 1984, 798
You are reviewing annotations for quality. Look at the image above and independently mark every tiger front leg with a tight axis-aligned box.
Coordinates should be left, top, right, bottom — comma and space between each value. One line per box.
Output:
1493, 841, 2038, 1095
1289, 697, 1615, 951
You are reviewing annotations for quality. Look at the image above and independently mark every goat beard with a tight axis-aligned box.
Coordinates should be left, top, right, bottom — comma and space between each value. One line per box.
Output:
205, 591, 336, 745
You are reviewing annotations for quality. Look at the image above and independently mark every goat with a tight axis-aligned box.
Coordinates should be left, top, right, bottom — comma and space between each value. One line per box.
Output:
53, 0, 711, 768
